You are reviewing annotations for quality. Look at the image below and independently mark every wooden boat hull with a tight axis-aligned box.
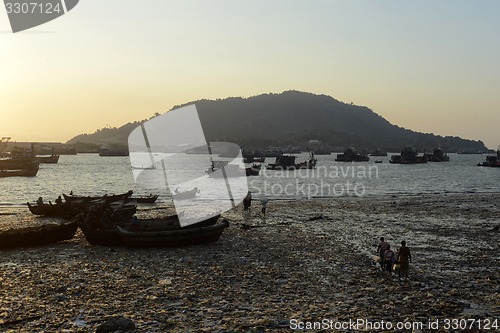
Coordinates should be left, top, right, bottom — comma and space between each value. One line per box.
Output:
117, 219, 229, 247
27, 202, 77, 218
34, 155, 60, 163
0, 220, 78, 249
63, 191, 133, 203
134, 195, 159, 203
79, 213, 221, 246
0, 167, 39, 177
172, 188, 199, 200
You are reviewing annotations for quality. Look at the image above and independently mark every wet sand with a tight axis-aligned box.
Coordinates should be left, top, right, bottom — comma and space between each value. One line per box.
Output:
0, 193, 498, 332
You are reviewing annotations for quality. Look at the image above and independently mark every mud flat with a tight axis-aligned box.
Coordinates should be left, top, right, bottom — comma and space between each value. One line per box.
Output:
0, 193, 498, 332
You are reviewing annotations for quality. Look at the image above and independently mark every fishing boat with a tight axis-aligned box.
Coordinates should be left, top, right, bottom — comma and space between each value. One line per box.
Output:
0, 145, 39, 170
370, 148, 388, 157
99, 146, 129, 157
79, 209, 223, 246
27, 201, 76, 218
335, 148, 369, 162
116, 219, 229, 247
0, 220, 78, 249
477, 149, 500, 167
34, 154, 60, 164
246, 164, 261, 176
266, 152, 317, 170
172, 188, 199, 200
0, 166, 39, 178
128, 194, 159, 203
63, 190, 133, 203
243, 155, 266, 163
424, 148, 450, 162
207, 162, 246, 178
390, 147, 427, 164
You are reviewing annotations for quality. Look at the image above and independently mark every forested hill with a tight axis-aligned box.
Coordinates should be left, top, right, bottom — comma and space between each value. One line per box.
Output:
67, 91, 487, 152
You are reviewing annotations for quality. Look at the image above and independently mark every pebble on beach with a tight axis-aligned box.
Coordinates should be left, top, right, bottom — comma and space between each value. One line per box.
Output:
0, 193, 498, 332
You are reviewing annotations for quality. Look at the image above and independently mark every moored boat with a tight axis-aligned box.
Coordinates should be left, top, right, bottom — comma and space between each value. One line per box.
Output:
0, 219, 78, 249
370, 148, 388, 157
79, 208, 222, 246
172, 188, 199, 200
129, 194, 159, 203
424, 148, 450, 162
477, 149, 500, 167
34, 154, 60, 164
390, 147, 427, 164
266, 152, 317, 170
335, 148, 369, 162
246, 164, 261, 176
116, 219, 229, 247
0, 166, 39, 178
63, 190, 133, 203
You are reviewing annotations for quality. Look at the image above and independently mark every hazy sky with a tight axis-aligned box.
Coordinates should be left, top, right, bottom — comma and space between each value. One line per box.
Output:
1, 1, 499, 148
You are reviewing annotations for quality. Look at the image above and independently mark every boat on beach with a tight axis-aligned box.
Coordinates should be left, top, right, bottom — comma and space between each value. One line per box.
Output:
128, 194, 159, 203
0, 219, 78, 249
63, 190, 133, 203
79, 208, 224, 247
116, 219, 229, 247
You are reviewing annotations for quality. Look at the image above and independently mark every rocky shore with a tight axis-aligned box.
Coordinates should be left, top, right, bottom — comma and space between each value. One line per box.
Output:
0, 193, 498, 332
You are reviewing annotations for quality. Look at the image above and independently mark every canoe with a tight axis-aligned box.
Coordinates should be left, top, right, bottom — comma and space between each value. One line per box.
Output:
128, 194, 159, 204
63, 190, 133, 203
0, 220, 78, 249
117, 219, 229, 247
79, 212, 222, 246
172, 188, 199, 200
27, 202, 77, 218
27, 199, 136, 219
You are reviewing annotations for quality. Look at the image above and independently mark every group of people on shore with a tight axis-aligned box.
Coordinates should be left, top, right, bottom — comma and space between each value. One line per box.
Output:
243, 192, 269, 217
376, 237, 412, 281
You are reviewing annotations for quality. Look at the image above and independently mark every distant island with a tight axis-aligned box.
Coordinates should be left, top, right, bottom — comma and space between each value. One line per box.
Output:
67, 91, 488, 153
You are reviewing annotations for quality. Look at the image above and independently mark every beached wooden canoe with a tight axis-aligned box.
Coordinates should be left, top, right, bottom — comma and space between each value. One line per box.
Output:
0, 220, 78, 249
63, 190, 133, 203
128, 194, 159, 204
117, 219, 229, 247
27, 202, 77, 218
79, 211, 222, 246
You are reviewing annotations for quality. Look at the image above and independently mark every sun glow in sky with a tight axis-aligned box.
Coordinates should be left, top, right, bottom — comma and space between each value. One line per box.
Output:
1, 0, 499, 147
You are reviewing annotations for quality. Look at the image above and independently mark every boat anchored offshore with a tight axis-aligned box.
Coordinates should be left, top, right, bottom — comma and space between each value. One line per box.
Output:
424, 148, 450, 162
477, 149, 500, 167
266, 152, 317, 170
335, 148, 369, 162
390, 147, 427, 164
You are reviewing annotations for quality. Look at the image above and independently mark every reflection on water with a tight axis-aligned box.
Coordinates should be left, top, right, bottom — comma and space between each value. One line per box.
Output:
0, 153, 499, 209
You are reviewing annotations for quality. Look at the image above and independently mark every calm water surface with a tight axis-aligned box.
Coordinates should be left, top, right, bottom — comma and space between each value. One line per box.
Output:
0, 153, 499, 209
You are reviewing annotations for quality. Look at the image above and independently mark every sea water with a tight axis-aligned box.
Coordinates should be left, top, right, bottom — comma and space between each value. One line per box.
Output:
0, 153, 499, 210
